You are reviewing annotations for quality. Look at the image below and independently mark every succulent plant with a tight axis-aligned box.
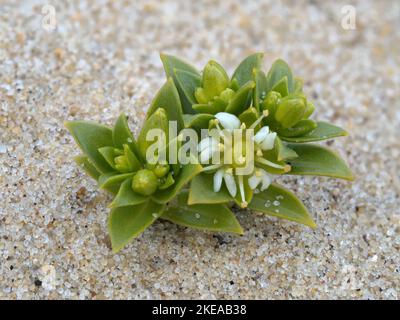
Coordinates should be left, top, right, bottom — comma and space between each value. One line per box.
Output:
160, 54, 353, 227
65, 53, 353, 253
65, 80, 244, 252
160, 53, 263, 130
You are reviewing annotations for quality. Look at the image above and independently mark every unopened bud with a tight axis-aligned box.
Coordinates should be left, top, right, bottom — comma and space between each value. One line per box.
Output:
274, 96, 306, 129
194, 87, 209, 104
262, 91, 281, 117
303, 101, 315, 119
132, 169, 159, 196
219, 88, 235, 103
153, 163, 170, 178
201, 60, 229, 100
279, 119, 317, 137
114, 155, 131, 173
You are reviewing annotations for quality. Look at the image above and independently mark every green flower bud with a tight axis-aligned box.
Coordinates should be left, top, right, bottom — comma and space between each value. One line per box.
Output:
153, 163, 170, 178
113, 145, 140, 173
114, 155, 131, 173
194, 87, 209, 104
229, 78, 240, 91
262, 91, 281, 117
219, 88, 235, 103
279, 119, 317, 137
303, 101, 315, 119
274, 96, 306, 129
201, 60, 229, 101
132, 169, 159, 196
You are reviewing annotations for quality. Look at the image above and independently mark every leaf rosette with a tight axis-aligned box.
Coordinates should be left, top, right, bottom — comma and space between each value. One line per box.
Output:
65, 53, 353, 253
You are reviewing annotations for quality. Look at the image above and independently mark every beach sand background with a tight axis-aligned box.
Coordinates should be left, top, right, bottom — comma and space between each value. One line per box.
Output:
0, 0, 399, 299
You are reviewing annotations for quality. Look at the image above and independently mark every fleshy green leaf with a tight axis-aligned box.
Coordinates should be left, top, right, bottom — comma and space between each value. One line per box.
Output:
65, 121, 114, 173
108, 200, 165, 253
294, 77, 303, 93
225, 80, 255, 115
165, 136, 182, 177
248, 183, 316, 228
159, 172, 175, 190
122, 144, 141, 172
146, 78, 184, 131
175, 69, 202, 106
160, 53, 199, 77
109, 178, 147, 208
286, 144, 353, 180
162, 191, 243, 234
160, 53, 200, 114
152, 159, 203, 204
266, 59, 294, 94
98, 146, 118, 170
281, 121, 348, 143
232, 53, 264, 87
253, 69, 268, 111
188, 173, 232, 205
275, 137, 298, 161
137, 108, 168, 159
192, 102, 225, 114
74, 155, 101, 180
113, 113, 141, 161
98, 172, 134, 189
183, 114, 214, 129
270, 76, 289, 97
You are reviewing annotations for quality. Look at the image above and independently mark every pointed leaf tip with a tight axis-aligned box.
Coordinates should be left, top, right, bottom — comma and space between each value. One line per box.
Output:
286, 144, 353, 181
109, 200, 164, 253
248, 183, 316, 228
65, 120, 114, 173
281, 121, 349, 143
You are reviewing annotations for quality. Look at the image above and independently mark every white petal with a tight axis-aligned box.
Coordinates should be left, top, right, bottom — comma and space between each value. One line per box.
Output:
198, 137, 219, 152
248, 175, 261, 190
223, 172, 237, 197
200, 147, 213, 163
253, 126, 269, 144
215, 112, 241, 131
260, 132, 277, 150
213, 168, 224, 192
260, 171, 272, 191
238, 175, 245, 203
198, 137, 212, 152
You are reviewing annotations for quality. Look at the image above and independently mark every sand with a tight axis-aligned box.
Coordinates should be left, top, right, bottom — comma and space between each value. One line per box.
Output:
0, 0, 399, 299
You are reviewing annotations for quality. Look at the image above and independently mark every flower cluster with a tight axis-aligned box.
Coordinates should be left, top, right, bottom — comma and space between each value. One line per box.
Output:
66, 53, 353, 253
199, 111, 284, 208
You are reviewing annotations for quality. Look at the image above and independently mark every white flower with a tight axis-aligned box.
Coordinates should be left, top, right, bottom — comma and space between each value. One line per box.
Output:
215, 112, 241, 131
198, 137, 220, 163
213, 168, 237, 197
213, 168, 224, 192
253, 126, 277, 150
248, 168, 272, 191
202, 110, 280, 208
